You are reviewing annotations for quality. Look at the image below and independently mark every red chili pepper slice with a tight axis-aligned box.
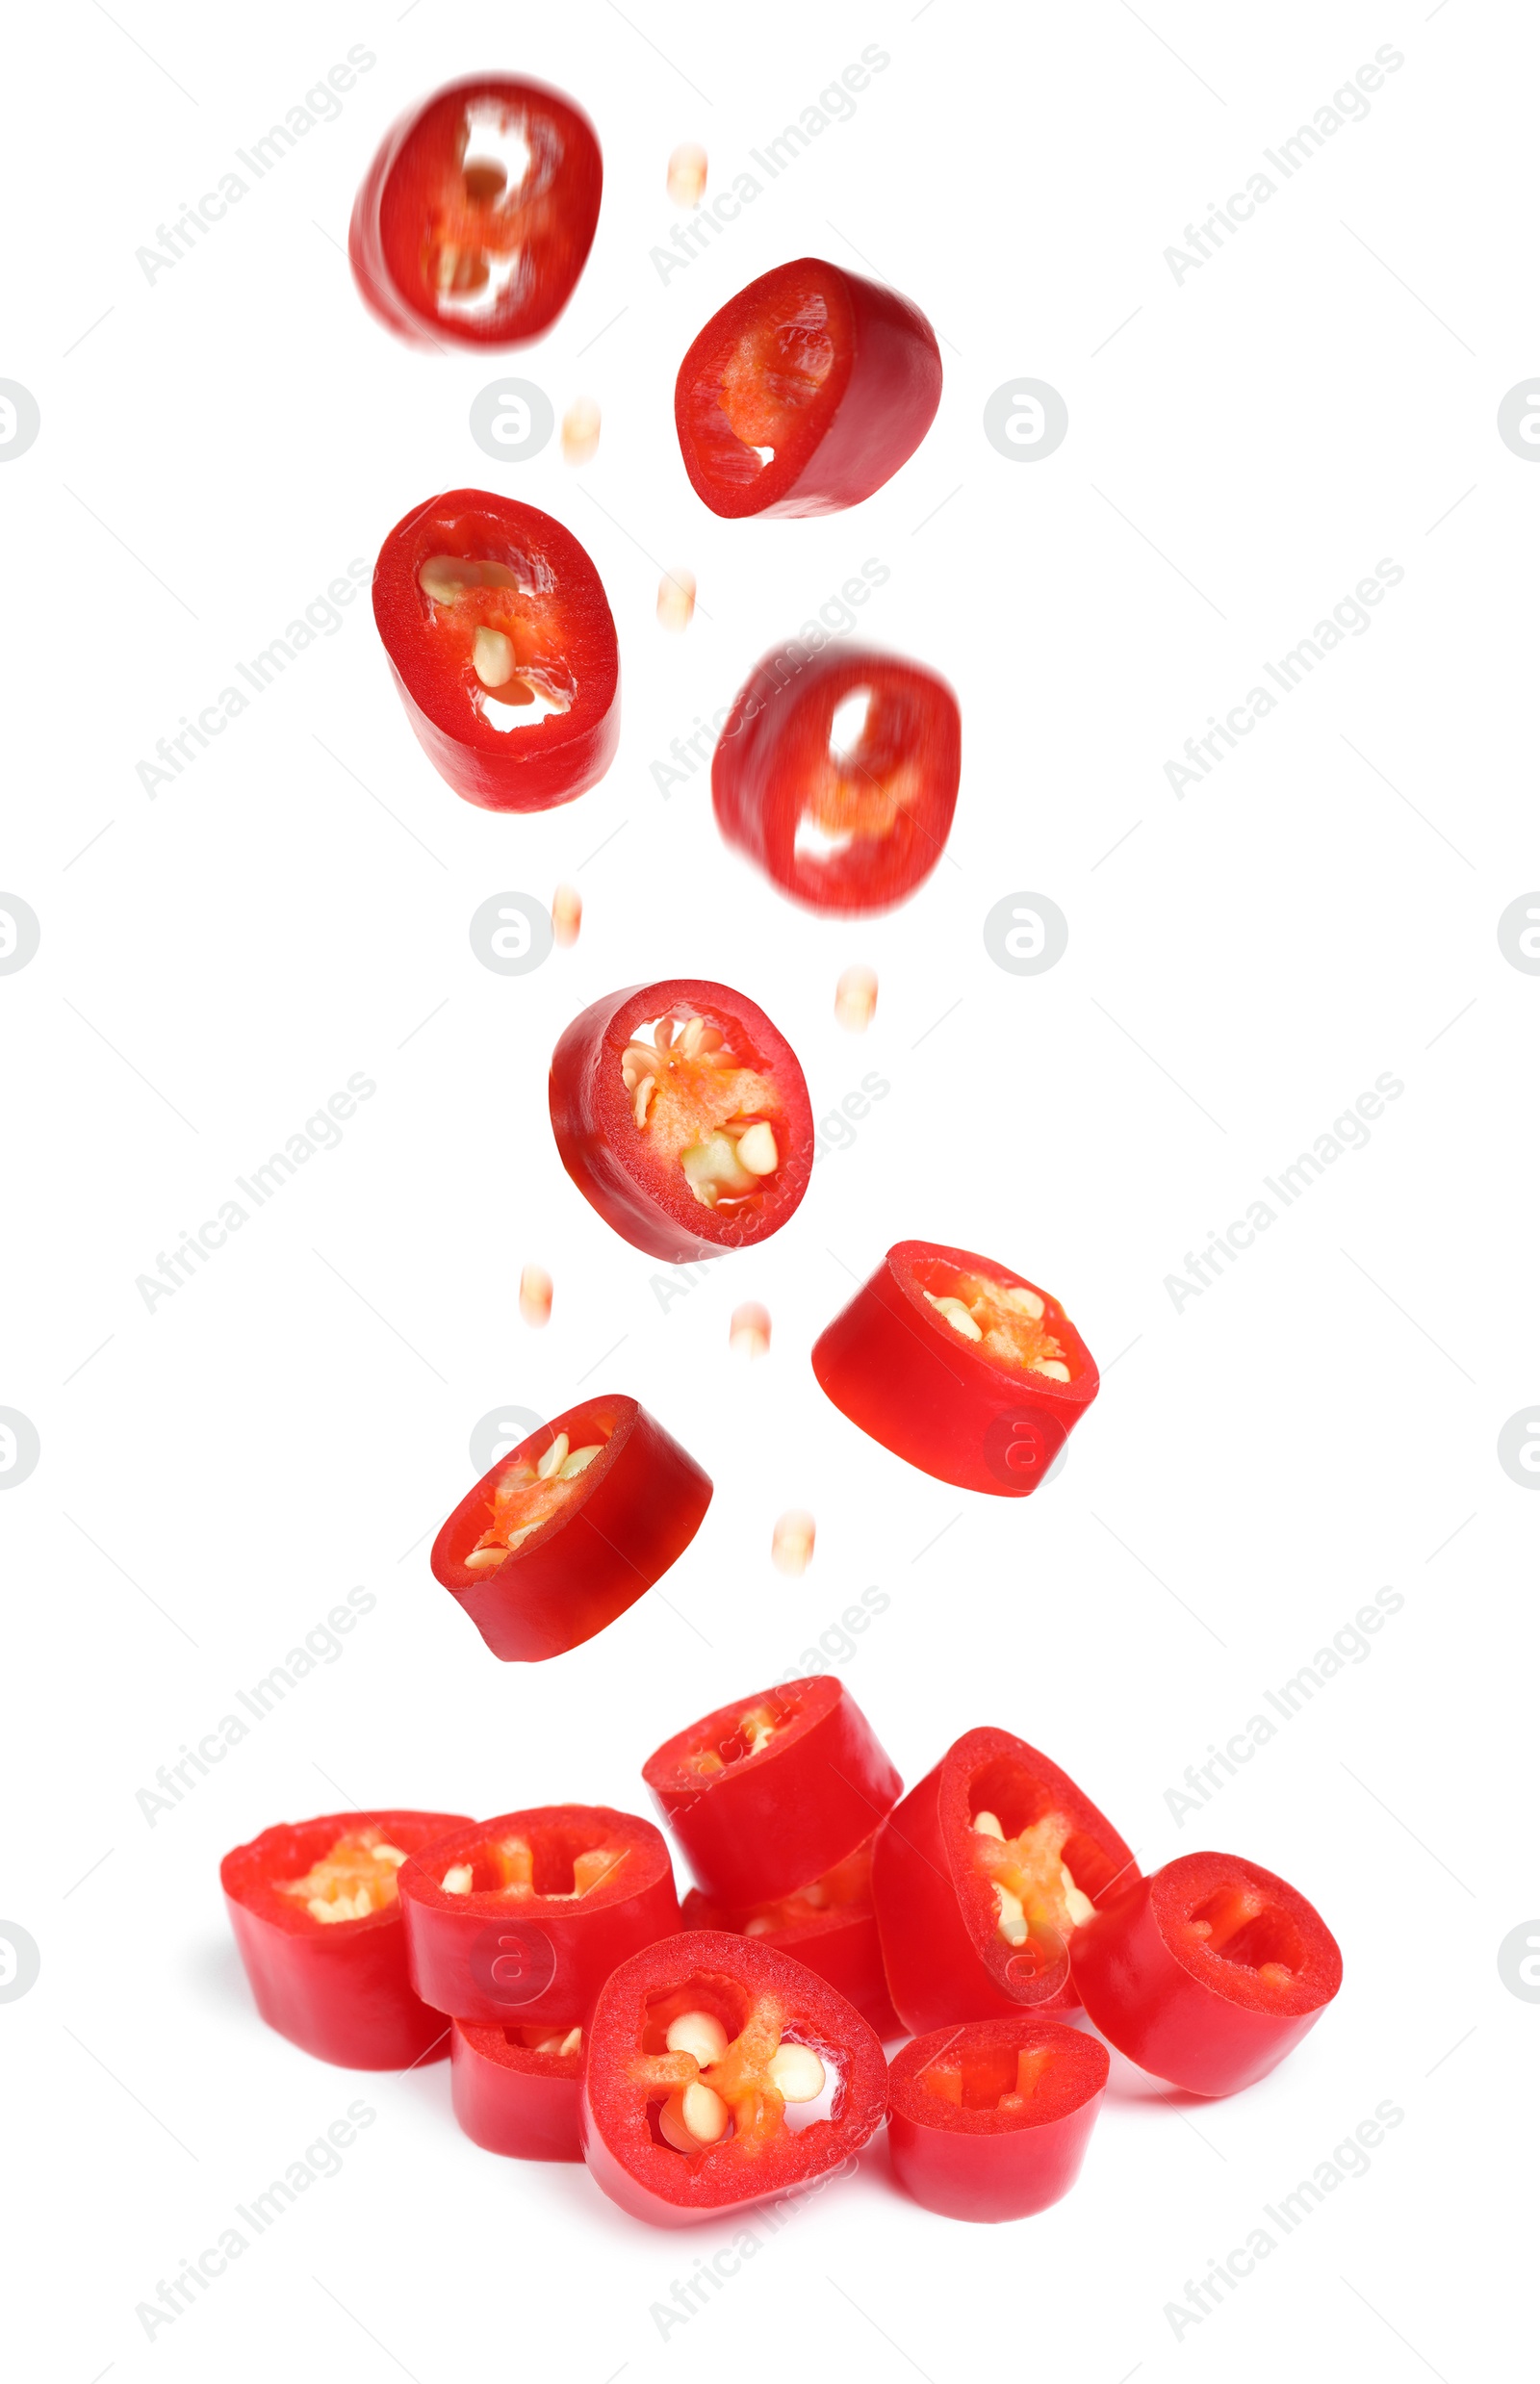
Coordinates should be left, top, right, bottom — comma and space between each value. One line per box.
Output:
372, 488, 620, 812
811, 1239, 1100, 1494
397, 1805, 680, 2028
675, 257, 940, 518
681, 1833, 900, 2040
643, 1675, 901, 1909
450, 2018, 585, 2161
550, 979, 812, 1261
872, 1727, 1138, 2035
579, 1929, 886, 2225
221, 1809, 472, 2068
1070, 1851, 1343, 2096
349, 76, 602, 347
712, 644, 961, 914
431, 1395, 711, 1662
886, 2018, 1109, 2222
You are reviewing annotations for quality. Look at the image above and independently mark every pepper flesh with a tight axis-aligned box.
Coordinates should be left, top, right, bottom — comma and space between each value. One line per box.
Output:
811, 1240, 1100, 1496
550, 979, 812, 1262
682, 1835, 901, 2039
712, 646, 962, 913
886, 2018, 1109, 2222
397, 1805, 681, 2026
872, 1727, 1138, 2034
431, 1395, 712, 1662
450, 2017, 585, 2161
675, 258, 941, 519
221, 1809, 473, 2069
580, 1931, 886, 2225
349, 76, 602, 348
1070, 1850, 1343, 2096
643, 1676, 902, 1909
372, 490, 619, 813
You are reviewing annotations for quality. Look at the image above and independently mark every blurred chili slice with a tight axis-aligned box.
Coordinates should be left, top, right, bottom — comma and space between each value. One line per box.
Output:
713, 644, 961, 912
675, 257, 940, 518
349, 76, 602, 347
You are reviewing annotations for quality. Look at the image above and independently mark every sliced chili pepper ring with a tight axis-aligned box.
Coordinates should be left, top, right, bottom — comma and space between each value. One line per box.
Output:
713, 646, 961, 913
430, 1395, 711, 1662
450, 2018, 585, 2160
580, 1929, 886, 2225
1070, 1850, 1343, 2096
397, 1804, 680, 2027
675, 257, 941, 519
872, 1726, 1138, 2035
886, 2018, 1109, 2222
372, 488, 620, 812
811, 1239, 1100, 1495
349, 76, 602, 348
644, 1675, 901, 1909
550, 979, 812, 1262
221, 1808, 473, 2068
681, 1833, 900, 2039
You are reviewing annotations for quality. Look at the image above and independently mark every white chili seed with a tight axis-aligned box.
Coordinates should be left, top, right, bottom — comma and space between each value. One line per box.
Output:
665, 2010, 730, 2066
442, 1865, 475, 1896
562, 397, 601, 466
1061, 1867, 1096, 1928
559, 1444, 603, 1479
834, 964, 878, 1034
473, 627, 515, 688
552, 884, 582, 948
536, 1432, 571, 1480
734, 1122, 779, 1176
657, 569, 697, 632
1031, 1358, 1070, 1382
925, 1292, 983, 1342
771, 1510, 815, 1577
680, 2080, 731, 2143
995, 1884, 1029, 1946
519, 1264, 552, 1328
634, 1074, 656, 1127
1000, 1285, 1046, 1320
972, 1810, 1006, 1840
767, 2042, 825, 2103
666, 142, 707, 208
463, 1546, 507, 1571
729, 1301, 771, 1360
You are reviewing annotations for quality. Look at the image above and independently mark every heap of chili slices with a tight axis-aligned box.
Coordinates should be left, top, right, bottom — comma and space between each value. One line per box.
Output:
220, 1677, 1343, 2229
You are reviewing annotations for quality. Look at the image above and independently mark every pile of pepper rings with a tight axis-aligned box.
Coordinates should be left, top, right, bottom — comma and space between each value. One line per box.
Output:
221, 1676, 1342, 2226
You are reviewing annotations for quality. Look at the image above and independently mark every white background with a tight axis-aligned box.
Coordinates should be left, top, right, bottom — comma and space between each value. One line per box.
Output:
2, 2, 1534, 2377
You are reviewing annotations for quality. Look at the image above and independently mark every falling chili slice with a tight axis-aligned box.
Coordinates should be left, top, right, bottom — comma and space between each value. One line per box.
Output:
643, 1674, 901, 1909
886, 2018, 1110, 2223
397, 1805, 680, 2028
675, 257, 941, 518
430, 1396, 711, 1662
1070, 1851, 1344, 2096
872, 1727, 1138, 2035
811, 1239, 1100, 1495
713, 646, 961, 913
682, 1833, 901, 2040
450, 2018, 585, 2162
372, 488, 620, 812
579, 1929, 886, 2225
549, 979, 812, 1262
349, 76, 602, 348
220, 1809, 473, 2068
